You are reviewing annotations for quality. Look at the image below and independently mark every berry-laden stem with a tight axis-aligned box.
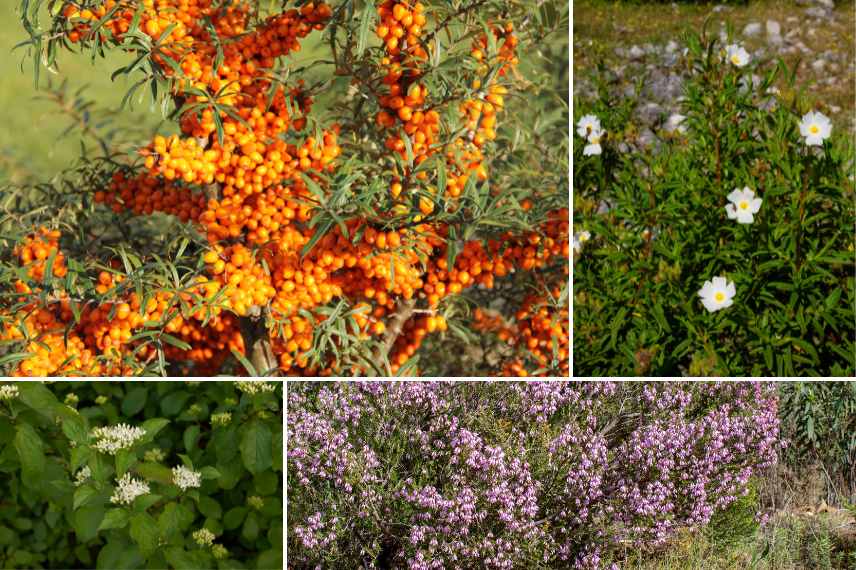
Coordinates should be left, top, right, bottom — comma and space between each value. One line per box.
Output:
372, 298, 417, 375
238, 315, 277, 376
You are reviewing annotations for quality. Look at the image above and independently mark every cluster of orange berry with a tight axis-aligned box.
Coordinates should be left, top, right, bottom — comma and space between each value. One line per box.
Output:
502, 286, 570, 377
2, 227, 247, 376
13, 227, 68, 281
1, 0, 570, 377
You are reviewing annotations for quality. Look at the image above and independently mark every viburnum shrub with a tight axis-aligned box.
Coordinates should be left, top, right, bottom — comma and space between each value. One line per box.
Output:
287, 381, 781, 569
0, 380, 283, 569
573, 26, 854, 376
0, 0, 568, 377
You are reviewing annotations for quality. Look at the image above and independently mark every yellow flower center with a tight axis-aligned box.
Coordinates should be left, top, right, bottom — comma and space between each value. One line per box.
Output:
739, 201, 749, 210
730, 55, 741, 65
714, 292, 725, 302
809, 124, 819, 134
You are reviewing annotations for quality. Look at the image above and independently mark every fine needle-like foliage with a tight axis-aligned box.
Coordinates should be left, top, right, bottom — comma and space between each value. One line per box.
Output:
1, 0, 568, 377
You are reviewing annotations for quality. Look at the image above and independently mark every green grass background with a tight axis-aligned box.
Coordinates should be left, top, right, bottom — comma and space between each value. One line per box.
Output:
0, 5, 335, 183
0, 5, 163, 181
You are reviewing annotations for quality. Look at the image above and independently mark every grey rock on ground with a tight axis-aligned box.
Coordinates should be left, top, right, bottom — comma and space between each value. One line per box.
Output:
766, 20, 781, 37
743, 22, 762, 37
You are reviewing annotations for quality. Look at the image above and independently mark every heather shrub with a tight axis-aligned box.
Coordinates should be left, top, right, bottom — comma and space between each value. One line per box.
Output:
0, 380, 283, 569
573, 25, 855, 376
287, 381, 781, 569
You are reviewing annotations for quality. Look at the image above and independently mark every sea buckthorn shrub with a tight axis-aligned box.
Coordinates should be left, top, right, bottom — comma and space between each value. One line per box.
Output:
0, 380, 283, 569
1, 0, 568, 377
287, 381, 781, 569
573, 27, 854, 376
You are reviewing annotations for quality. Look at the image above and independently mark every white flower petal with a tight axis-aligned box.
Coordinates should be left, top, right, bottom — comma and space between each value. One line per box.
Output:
583, 143, 602, 156
750, 198, 763, 213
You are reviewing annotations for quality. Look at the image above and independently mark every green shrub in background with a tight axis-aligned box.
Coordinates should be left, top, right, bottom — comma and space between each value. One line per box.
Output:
0, 381, 283, 569
780, 381, 856, 503
573, 24, 855, 377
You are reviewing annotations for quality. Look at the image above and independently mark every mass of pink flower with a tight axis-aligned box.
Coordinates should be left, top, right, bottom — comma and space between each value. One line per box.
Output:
287, 381, 780, 569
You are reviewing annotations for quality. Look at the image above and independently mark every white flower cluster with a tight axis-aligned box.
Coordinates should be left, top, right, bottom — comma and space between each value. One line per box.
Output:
235, 381, 277, 395
110, 473, 150, 505
576, 114, 604, 156
73, 466, 91, 487
172, 465, 202, 491
192, 528, 216, 547
0, 384, 19, 401
91, 423, 147, 455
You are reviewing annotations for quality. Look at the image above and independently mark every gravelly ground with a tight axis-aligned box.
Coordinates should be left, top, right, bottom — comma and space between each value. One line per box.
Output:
573, 0, 855, 140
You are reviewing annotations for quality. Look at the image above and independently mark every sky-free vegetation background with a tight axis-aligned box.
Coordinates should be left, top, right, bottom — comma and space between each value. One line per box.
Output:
0, 4, 330, 183
574, 0, 855, 126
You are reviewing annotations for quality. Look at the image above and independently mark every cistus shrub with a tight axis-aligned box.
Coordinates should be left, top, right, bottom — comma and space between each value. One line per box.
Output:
0, 0, 568, 377
0, 380, 283, 569
287, 381, 781, 569
573, 26, 855, 376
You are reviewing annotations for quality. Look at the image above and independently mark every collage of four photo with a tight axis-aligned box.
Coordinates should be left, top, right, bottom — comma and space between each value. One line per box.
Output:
0, 0, 853, 568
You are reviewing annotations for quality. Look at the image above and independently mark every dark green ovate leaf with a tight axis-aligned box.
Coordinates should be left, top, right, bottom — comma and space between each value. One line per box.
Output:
122, 387, 149, 416
223, 506, 248, 530
197, 496, 222, 519
129, 513, 159, 556
74, 506, 105, 542
96, 540, 144, 570
98, 509, 130, 532
16, 382, 60, 419
158, 502, 193, 539
14, 423, 45, 486
239, 420, 272, 475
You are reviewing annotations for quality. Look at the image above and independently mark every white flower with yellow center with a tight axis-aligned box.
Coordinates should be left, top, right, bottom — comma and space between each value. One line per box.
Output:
725, 44, 750, 67
583, 128, 604, 156
798, 111, 832, 146
698, 277, 736, 313
576, 114, 601, 138
573, 230, 591, 253
725, 187, 763, 224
